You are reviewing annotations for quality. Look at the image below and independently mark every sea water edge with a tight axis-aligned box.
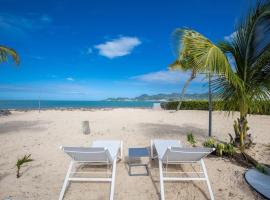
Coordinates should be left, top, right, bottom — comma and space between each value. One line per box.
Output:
0, 100, 158, 110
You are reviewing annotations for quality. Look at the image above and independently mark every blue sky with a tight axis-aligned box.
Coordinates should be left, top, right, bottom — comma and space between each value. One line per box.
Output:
0, 0, 255, 100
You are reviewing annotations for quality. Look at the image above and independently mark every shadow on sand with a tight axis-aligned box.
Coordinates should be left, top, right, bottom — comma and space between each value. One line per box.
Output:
138, 123, 208, 138
0, 120, 49, 134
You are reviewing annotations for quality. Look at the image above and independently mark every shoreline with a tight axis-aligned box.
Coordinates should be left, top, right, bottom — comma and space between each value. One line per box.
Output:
2, 107, 153, 112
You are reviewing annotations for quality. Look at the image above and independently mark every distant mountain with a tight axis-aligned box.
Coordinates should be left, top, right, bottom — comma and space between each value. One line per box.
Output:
105, 93, 212, 101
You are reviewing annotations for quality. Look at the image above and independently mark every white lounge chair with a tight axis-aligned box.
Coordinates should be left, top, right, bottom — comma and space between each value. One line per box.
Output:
59, 140, 123, 200
151, 139, 215, 200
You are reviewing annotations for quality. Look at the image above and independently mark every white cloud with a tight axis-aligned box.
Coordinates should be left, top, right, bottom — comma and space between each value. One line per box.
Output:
95, 36, 141, 59
66, 77, 75, 81
131, 70, 188, 84
224, 31, 236, 41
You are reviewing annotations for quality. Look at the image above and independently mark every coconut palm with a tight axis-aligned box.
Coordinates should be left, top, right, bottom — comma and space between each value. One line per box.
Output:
170, 0, 270, 149
169, 60, 196, 110
169, 29, 238, 110
214, 1, 270, 149
0, 45, 20, 65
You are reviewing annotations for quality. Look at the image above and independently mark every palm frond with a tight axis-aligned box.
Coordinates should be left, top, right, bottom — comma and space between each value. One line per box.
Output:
16, 154, 34, 167
214, 0, 270, 114
174, 28, 242, 87
0, 45, 20, 65
169, 60, 190, 71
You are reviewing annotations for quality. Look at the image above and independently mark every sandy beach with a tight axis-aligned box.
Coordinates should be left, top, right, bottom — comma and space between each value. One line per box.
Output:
0, 108, 269, 200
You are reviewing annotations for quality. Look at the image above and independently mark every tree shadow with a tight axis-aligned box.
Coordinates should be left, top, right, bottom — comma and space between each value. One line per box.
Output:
148, 159, 210, 200
0, 120, 50, 134
0, 172, 10, 182
18, 163, 42, 178
138, 123, 208, 138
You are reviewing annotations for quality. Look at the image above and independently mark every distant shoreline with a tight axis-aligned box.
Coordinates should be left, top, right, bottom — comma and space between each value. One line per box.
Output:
3, 107, 153, 112
0, 100, 158, 110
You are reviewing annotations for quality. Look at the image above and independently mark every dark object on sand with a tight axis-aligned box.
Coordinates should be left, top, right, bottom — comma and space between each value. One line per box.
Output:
82, 121, 90, 135
245, 167, 270, 200
0, 110, 11, 116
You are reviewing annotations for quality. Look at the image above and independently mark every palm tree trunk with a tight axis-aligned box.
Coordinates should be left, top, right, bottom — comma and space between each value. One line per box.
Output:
176, 71, 196, 111
17, 166, 20, 178
238, 102, 248, 150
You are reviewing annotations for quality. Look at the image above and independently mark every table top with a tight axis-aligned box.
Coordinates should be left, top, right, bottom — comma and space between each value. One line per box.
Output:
128, 147, 149, 157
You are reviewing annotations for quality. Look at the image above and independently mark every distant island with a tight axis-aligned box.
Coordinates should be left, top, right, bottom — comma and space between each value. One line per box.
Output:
105, 93, 212, 101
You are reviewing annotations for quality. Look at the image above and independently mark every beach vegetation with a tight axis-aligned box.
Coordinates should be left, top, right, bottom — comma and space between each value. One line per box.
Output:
223, 143, 236, 157
169, 59, 196, 110
161, 100, 270, 115
170, 1, 270, 150
203, 138, 216, 148
187, 132, 196, 146
216, 143, 225, 157
16, 154, 33, 178
203, 138, 236, 157
256, 163, 268, 174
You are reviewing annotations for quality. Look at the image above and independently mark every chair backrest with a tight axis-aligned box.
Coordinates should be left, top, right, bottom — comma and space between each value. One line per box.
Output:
161, 147, 214, 163
62, 146, 113, 163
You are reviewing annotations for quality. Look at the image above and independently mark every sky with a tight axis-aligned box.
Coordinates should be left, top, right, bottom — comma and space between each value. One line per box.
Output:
0, 0, 255, 100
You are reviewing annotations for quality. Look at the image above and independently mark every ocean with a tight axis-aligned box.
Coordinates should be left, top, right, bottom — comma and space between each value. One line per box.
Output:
0, 100, 158, 110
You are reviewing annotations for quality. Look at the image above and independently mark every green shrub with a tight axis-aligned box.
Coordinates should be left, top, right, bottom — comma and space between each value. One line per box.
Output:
161, 100, 270, 115
216, 143, 225, 157
256, 164, 268, 174
223, 143, 236, 157
187, 132, 196, 147
203, 138, 216, 148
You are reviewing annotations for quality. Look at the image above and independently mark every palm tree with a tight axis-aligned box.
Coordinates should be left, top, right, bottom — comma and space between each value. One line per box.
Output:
170, 1, 270, 149
0, 45, 20, 65
215, 1, 270, 149
169, 60, 196, 110
169, 29, 238, 111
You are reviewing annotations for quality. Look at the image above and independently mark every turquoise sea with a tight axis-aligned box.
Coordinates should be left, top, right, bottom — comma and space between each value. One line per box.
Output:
0, 100, 157, 110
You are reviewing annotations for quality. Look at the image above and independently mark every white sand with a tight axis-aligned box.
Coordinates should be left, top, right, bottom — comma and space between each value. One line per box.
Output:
0, 109, 269, 200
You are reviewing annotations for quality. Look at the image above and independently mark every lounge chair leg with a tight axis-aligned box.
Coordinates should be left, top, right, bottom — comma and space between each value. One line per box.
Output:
201, 159, 215, 200
59, 161, 73, 200
109, 159, 117, 200
159, 160, 165, 200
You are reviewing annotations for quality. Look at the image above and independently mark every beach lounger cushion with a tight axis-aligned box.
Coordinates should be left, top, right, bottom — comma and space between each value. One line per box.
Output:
92, 140, 121, 160
59, 140, 122, 200
162, 147, 214, 163
61, 146, 113, 163
152, 139, 182, 159
151, 139, 215, 200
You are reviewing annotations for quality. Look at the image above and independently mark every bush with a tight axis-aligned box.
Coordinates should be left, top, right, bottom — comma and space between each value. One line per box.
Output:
187, 132, 196, 147
223, 143, 236, 157
203, 138, 216, 148
203, 138, 235, 157
161, 100, 270, 115
216, 143, 225, 157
